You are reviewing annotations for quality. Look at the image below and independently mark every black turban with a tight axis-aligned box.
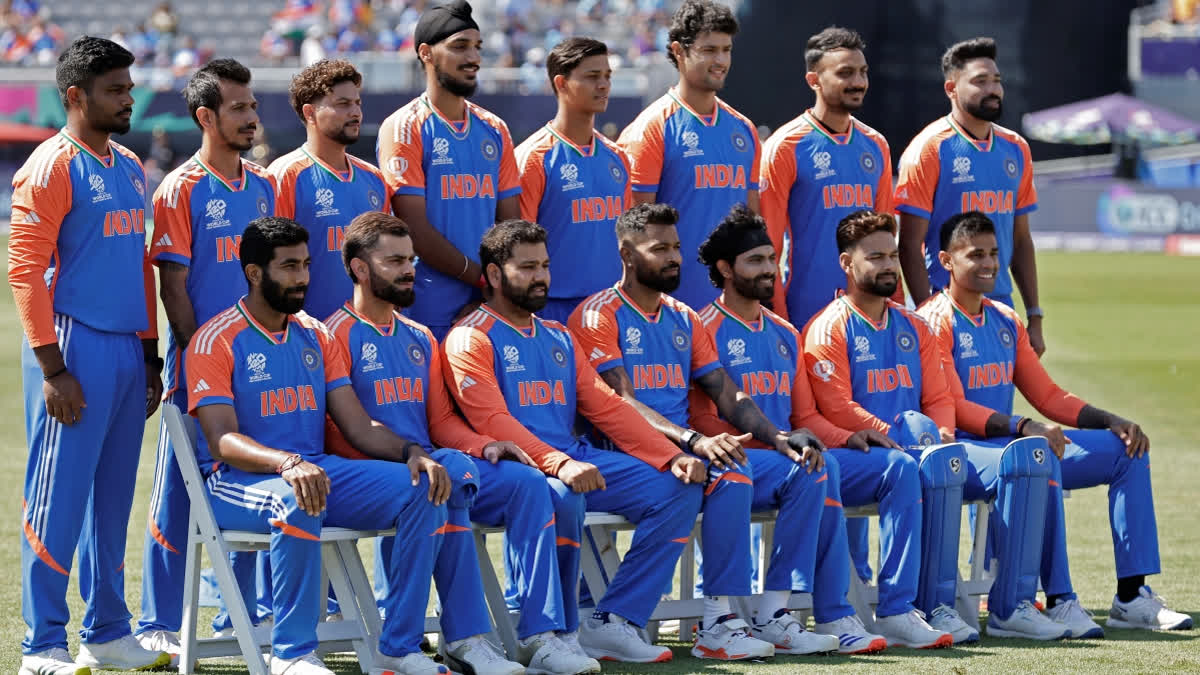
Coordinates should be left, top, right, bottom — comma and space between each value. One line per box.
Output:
413, 0, 480, 53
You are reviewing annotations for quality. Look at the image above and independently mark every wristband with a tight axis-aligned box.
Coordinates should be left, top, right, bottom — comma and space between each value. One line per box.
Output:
1016, 417, 1032, 436
276, 453, 303, 474
1026, 306, 1044, 319
43, 366, 68, 381
680, 429, 701, 450
403, 442, 424, 460
1009, 415, 1025, 436
145, 356, 165, 373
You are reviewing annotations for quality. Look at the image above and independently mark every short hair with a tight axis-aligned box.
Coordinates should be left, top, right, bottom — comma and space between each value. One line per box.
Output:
805, 26, 866, 71
615, 202, 679, 241
836, 210, 897, 253
239, 216, 309, 282
183, 58, 252, 127
342, 211, 411, 283
667, 0, 738, 68
697, 203, 769, 288
478, 219, 548, 290
55, 36, 135, 106
546, 37, 608, 94
939, 210, 996, 252
288, 58, 363, 123
941, 37, 997, 78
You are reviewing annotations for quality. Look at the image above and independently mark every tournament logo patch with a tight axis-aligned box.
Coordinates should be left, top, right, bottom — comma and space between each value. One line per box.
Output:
860, 151, 877, 173
481, 139, 498, 161
407, 343, 426, 366
247, 352, 271, 382
368, 190, 382, 210
361, 342, 383, 373
551, 345, 568, 367
896, 331, 917, 353
1004, 157, 1019, 178
671, 329, 690, 351
301, 348, 320, 372
998, 327, 1014, 348
730, 131, 749, 152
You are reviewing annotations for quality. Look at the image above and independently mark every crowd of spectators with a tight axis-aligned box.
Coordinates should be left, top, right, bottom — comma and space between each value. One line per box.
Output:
1, 0, 64, 65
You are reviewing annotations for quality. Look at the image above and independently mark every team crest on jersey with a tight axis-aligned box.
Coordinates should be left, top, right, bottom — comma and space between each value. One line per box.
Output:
368, 190, 382, 210
408, 343, 426, 366
315, 188, 339, 217
132, 175, 146, 197
481, 139, 498, 161
361, 342, 383, 373
608, 161, 624, 183
681, 130, 704, 158
813, 151, 836, 180
551, 345, 568, 367
89, 174, 111, 203
560, 163, 585, 191
860, 151, 877, 174
853, 335, 875, 363
205, 199, 232, 229
812, 359, 835, 382
727, 338, 751, 366
257, 196, 270, 215
896, 331, 917, 353
952, 156, 975, 184
625, 327, 643, 355
671, 329, 690, 352
777, 339, 790, 359
730, 131, 749, 153
432, 137, 453, 166
998, 327, 1014, 348
389, 157, 409, 177
502, 344, 524, 372
301, 348, 320, 371
958, 332, 978, 358
1004, 157, 1019, 178
247, 352, 271, 383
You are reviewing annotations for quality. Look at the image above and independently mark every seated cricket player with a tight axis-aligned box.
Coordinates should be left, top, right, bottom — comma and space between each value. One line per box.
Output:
921, 211, 1190, 632
689, 204, 907, 654
324, 211, 600, 675
804, 209, 1080, 644
442, 219, 708, 664
186, 216, 453, 675
569, 202, 828, 660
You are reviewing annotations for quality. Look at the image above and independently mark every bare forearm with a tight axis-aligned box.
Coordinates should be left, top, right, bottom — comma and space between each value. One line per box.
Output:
1077, 404, 1117, 429
345, 423, 416, 461
898, 214, 932, 303
724, 394, 780, 446
32, 344, 66, 376
598, 369, 686, 443
160, 265, 198, 347
215, 432, 296, 474
394, 196, 481, 281
1011, 232, 1040, 308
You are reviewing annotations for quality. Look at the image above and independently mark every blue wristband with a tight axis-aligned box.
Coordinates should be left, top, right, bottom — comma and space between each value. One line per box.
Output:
1009, 415, 1025, 436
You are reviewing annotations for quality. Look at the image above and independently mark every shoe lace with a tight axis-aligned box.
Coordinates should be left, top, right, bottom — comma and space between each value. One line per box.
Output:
464, 635, 505, 663
1013, 600, 1042, 620
44, 647, 73, 662
1062, 599, 1096, 620
1142, 587, 1171, 610
931, 604, 960, 621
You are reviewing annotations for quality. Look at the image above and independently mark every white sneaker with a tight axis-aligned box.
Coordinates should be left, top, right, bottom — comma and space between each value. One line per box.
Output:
135, 630, 181, 667
813, 614, 888, 654
987, 600, 1070, 640
19, 647, 90, 675
369, 651, 448, 675
578, 615, 673, 663
517, 633, 600, 674
75, 634, 171, 671
751, 610, 838, 655
443, 635, 526, 675
874, 610, 953, 649
557, 632, 589, 659
1047, 598, 1104, 639
928, 604, 980, 644
271, 652, 334, 675
1108, 586, 1194, 631
691, 615, 775, 661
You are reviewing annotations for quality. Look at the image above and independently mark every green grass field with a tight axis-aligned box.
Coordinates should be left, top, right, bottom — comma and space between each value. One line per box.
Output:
1, 248, 1197, 673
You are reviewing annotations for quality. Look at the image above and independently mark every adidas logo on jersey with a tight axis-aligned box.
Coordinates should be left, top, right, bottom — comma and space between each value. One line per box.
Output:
155, 233, 173, 248
589, 347, 607, 361
193, 378, 211, 394
460, 375, 477, 390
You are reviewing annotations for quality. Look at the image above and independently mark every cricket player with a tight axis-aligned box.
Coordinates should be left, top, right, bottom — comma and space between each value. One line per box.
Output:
187, 216, 451, 675
377, 0, 521, 340
618, 0, 760, 310
11, 36, 170, 674
516, 37, 632, 324
442, 219, 708, 664
895, 37, 1045, 355
921, 211, 1190, 632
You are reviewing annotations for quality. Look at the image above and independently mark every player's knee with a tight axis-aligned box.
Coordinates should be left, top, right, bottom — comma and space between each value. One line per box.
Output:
821, 451, 841, 486
433, 449, 479, 509
998, 437, 1054, 481
917, 443, 968, 490
882, 448, 920, 493
553, 488, 586, 529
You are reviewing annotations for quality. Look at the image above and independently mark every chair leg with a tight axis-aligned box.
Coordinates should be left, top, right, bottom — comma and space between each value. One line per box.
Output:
179, 529, 202, 674
338, 540, 383, 643
208, 543, 269, 675
324, 542, 375, 671
474, 530, 519, 660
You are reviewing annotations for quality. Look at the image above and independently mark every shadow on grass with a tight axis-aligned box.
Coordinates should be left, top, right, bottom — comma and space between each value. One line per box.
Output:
1090, 609, 1200, 643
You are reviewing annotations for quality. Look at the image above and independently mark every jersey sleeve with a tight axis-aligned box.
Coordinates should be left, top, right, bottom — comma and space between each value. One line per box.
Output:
687, 308, 722, 379
759, 138, 798, 319
517, 145, 546, 222
378, 113, 426, 196
324, 322, 369, 459
187, 330, 236, 411
570, 332, 683, 470
138, 249, 158, 341
1015, 137, 1038, 215
568, 300, 623, 373
873, 135, 895, 216
1012, 319, 1085, 425
315, 321, 351, 391
912, 315, 956, 433
617, 145, 634, 207
496, 122, 521, 201
271, 162, 298, 219
788, 349, 853, 448
619, 115, 665, 194
803, 317, 891, 434
8, 156, 72, 348
894, 137, 940, 220
749, 124, 762, 191
421, 325, 496, 456
149, 180, 194, 267
442, 325, 574, 474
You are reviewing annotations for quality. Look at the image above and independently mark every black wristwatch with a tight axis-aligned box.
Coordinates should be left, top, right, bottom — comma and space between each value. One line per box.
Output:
680, 429, 701, 450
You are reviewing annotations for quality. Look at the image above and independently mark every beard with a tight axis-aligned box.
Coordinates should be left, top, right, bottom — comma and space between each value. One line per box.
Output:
92, 108, 132, 135
436, 63, 478, 98
635, 259, 681, 294
368, 266, 415, 308
864, 273, 898, 298
966, 95, 1003, 122
326, 122, 359, 146
838, 89, 866, 112
223, 125, 255, 152
500, 271, 548, 312
732, 271, 774, 302
262, 272, 307, 314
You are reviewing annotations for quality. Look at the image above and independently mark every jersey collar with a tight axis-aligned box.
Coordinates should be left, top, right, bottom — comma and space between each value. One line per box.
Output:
421, 94, 471, 139
546, 124, 596, 157
302, 145, 354, 182
668, 87, 720, 127
946, 115, 994, 152
59, 129, 113, 168
840, 296, 888, 332
339, 302, 397, 337
803, 110, 854, 145
944, 290, 987, 327
614, 284, 663, 323
237, 298, 290, 344
713, 297, 762, 332
479, 304, 537, 338
193, 154, 246, 192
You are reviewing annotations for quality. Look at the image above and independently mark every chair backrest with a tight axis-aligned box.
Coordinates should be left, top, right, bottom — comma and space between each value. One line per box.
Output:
162, 403, 224, 535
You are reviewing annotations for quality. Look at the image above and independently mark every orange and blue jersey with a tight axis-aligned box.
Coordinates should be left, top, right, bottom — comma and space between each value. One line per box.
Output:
894, 117, 1037, 298
919, 291, 1085, 438
377, 95, 520, 329
187, 299, 351, 472
690, 299, 852, 449
516, 125, 632, 301
569, 285, 721, 428
323, 302, 494, 458
442, 305, 682, 476
271, 148, 391, 320
759, 112, 893, 325
9, 130, 157, 347
618, 89, 761, 309
803, 296, 955, 435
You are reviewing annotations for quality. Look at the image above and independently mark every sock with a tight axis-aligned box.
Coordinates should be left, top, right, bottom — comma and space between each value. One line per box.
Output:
1046, 593, 1071, 609
519, 631, 554, 646
703, 596, 732, 630
756, 590, 791, 625
1117, 575, 1145, 604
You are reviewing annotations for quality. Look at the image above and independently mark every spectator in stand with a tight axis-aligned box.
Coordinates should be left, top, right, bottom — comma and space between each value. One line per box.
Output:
149, 1, 179, 36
